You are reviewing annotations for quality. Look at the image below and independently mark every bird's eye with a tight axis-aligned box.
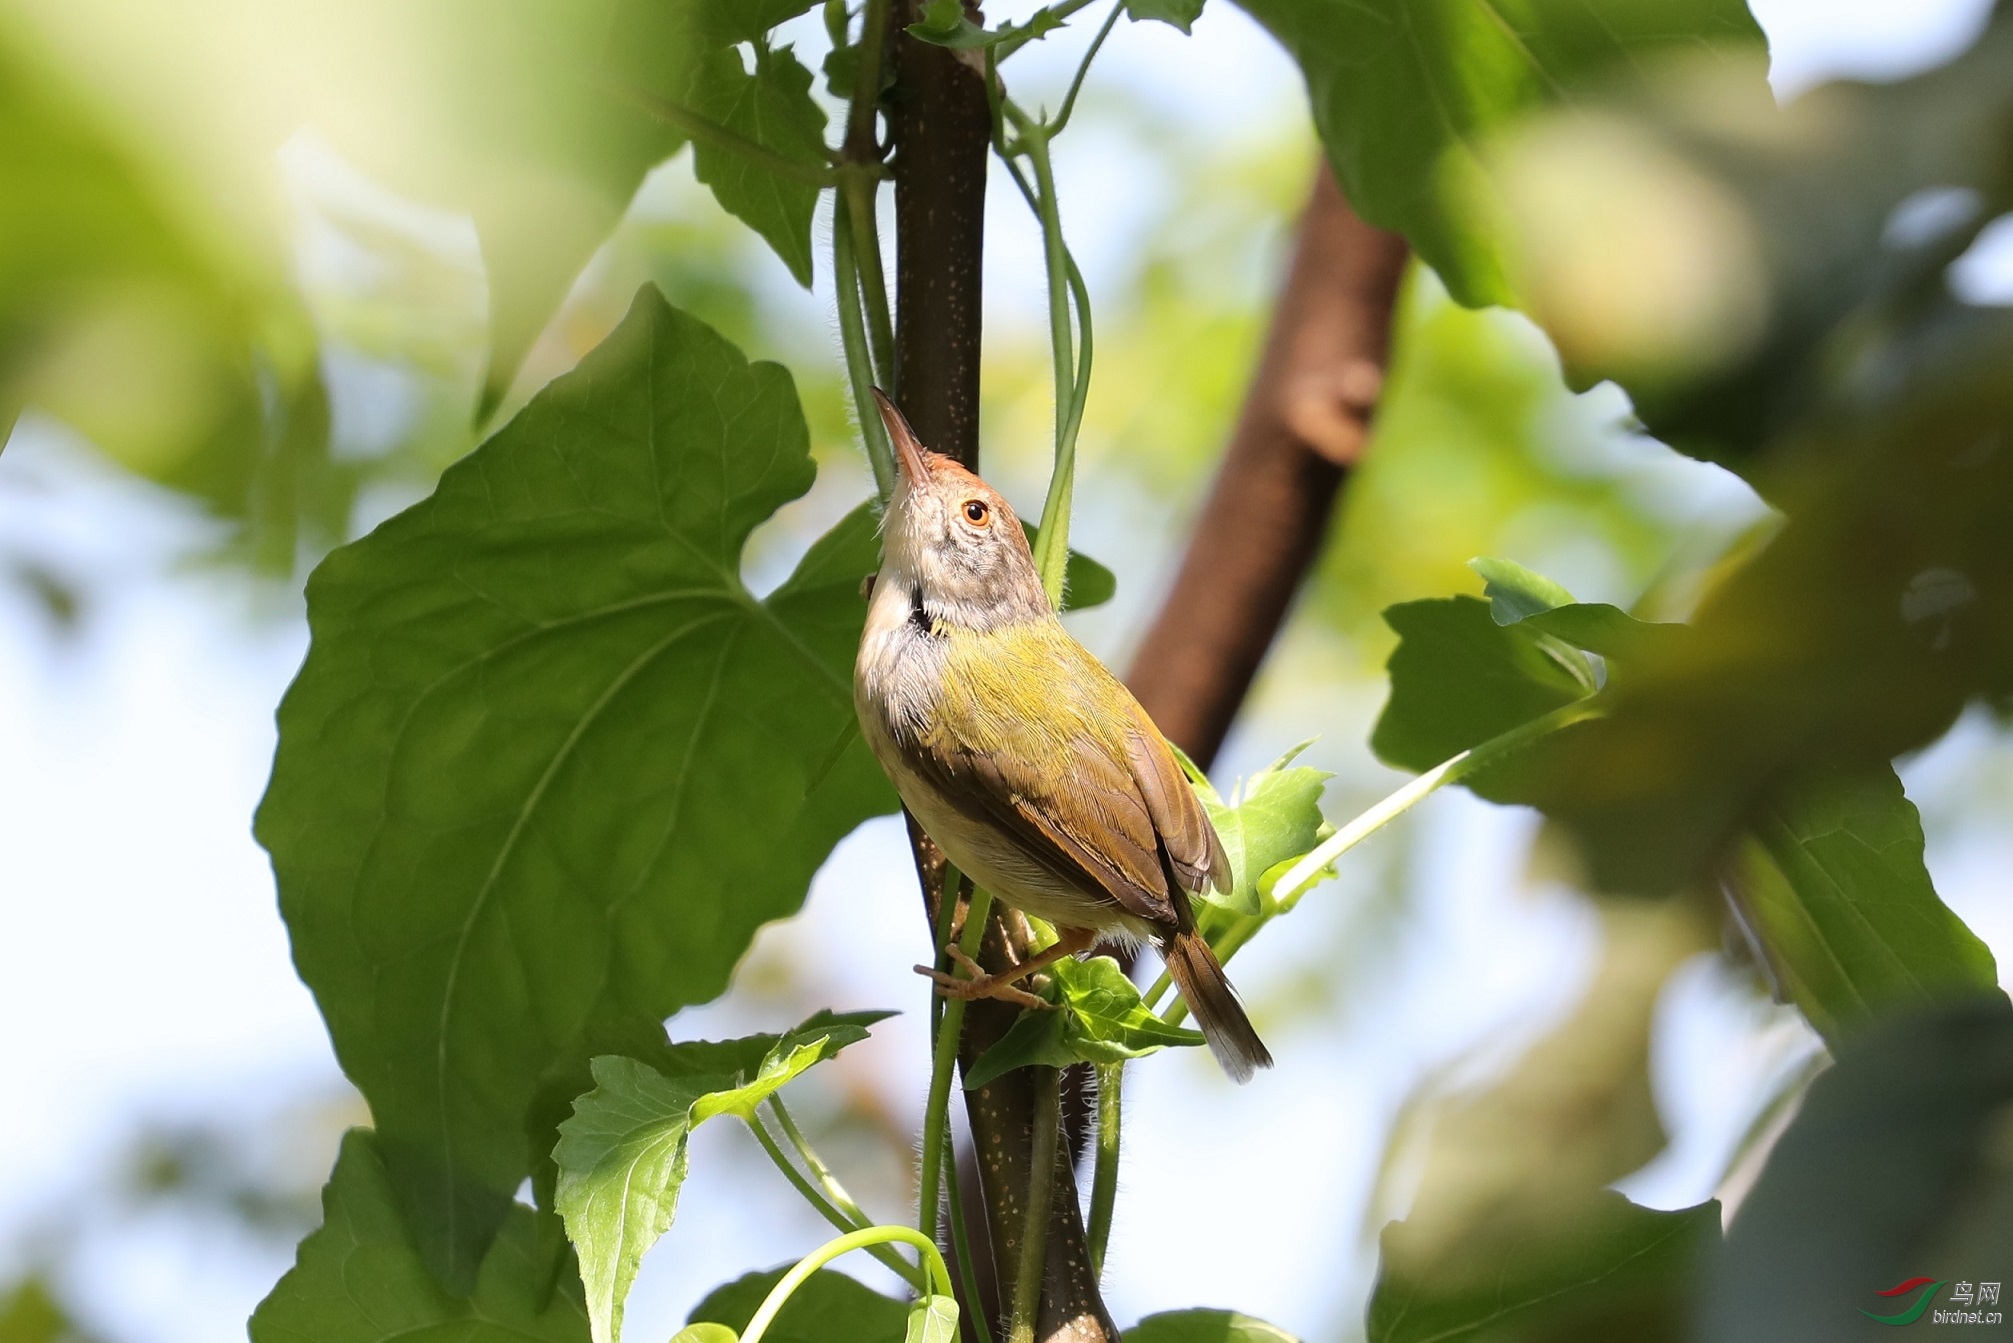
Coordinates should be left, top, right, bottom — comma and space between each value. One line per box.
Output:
962, 499, 991, 526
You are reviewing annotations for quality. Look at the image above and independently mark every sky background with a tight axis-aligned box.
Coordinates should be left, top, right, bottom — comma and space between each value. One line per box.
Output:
3, 1, 2012, 1340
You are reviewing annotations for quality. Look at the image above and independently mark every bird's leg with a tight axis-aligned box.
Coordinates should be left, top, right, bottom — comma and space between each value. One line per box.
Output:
915, 925, 1098, 1009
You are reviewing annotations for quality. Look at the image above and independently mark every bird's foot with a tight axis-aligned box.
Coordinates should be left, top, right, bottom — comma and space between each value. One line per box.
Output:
913, 945, 1053, 1012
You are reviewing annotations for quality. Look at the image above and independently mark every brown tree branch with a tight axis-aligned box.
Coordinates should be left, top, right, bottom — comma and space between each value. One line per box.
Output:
888, 6, 1117, 1340
1126, 164, 1409, 768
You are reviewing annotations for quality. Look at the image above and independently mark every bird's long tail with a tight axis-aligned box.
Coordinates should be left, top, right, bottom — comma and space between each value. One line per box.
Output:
1161, 929, 1272, 1084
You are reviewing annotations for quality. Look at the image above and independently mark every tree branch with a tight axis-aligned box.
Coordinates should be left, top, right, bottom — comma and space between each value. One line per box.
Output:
1126, 164, 1409, 767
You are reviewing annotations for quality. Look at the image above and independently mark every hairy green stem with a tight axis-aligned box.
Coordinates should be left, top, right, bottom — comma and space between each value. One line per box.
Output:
918, 885, 995, 1240
1086, 1063, 1121, 1279
768, 1096, 872, 1229
740, 1225, 955, 1343
1008, 1067, 1062, 1343
748, 1111, 926, 1291
833, 203, 898, 500
942, 1134, 996, 1343
1151, 698, 1607, 1019
843, 176, 898, 391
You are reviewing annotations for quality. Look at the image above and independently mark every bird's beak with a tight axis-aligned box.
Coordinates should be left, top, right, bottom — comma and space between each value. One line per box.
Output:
871, 387, 930, 486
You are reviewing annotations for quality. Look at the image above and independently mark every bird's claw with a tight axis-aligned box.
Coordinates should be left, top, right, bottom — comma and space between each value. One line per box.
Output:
912, 954, 1053, 1012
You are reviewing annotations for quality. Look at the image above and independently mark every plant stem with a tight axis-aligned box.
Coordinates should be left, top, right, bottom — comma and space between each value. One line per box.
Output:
994, 0, 1101, 60
943, 1136, 996, 1343
1151, 697, 1607, 1020
740, 1226, 956, 1343
1086, 1063, 1121, 1279
833, 202, 898, 500
747, 1112, 926, 1290
918, 885, 995, 1240
620, 87, 838, 188
1008, 1067, 1062, 1343
1050, 1, 1122, 137
841, 0, 897, 392
768, 1096, 872, 1229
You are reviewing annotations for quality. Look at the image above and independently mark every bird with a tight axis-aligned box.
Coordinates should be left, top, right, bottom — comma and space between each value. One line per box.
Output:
852, 388, 1272, 1083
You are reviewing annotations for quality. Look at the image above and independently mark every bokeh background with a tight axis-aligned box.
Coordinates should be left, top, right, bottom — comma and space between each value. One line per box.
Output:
3, 0, 2012, 1339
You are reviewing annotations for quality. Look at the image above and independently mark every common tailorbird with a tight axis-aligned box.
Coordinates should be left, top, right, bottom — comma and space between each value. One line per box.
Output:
853, 389, 1272, 1083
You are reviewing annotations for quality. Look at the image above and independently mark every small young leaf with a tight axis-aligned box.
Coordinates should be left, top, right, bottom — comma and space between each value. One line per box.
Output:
672, 1328, 738, 1343
1194, 742, 1332, 916
688, 1267, 908, 1343
965, 957, 1203, 1089
1124, 0, 1207, 34
555, 1013, 890, 1343
905, 1295, 961, 1343
1727, 762, 1996, 1045
1469, 556, 1578, 625
687, 46, 828, 287
249, 1129, 590, 1343
1126, 1310, 1300, 1343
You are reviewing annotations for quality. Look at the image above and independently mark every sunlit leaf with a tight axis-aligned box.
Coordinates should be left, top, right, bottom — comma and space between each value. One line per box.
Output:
1727, 764, 1996, 1045
1188, 742, 1331, 916
688, 1267, 907, 1343
249, 1129, 590, 1343
1368, 1192, 1720, 1343
965, 957, 1204, 1089
256, 287, 895, 1289
904, 1295, 960, 1343
555, 1013, 889, 1343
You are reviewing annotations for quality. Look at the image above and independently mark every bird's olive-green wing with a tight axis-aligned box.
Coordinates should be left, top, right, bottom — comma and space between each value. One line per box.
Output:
911, 724, 1181, 929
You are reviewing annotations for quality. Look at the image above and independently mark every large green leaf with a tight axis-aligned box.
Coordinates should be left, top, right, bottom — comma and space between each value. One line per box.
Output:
250, 1129, 590, 1343
1367, 1193, 1719, 1343
1699, 994, 2013, 1343
1229, 0, 1768, 308
1182, 743, 1332, 917
554, 1013, 889, 1343
1726, 764, 1996, 1045
256, 287, 895, 1289
964, 956, 1204, 1089
1125, 1310, 1299, 1342
687, 1267, 907, 1343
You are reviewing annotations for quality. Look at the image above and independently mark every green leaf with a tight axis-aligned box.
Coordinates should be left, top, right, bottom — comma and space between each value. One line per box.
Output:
1125, 0, 1207, 33
686, 46, 828, 287
1469, 556, 1576, 626
1192, 743, 1332, 916
1125, 1310, 1299, 1343
1699, 994, 2013, 1343
907, 0, 1068, 50
671, 1328, 738, 1343
688, 1267, 907, 1343
905, 1296, 960, 1343
256, 288, 895, 1289
1727, 763, 1997, 1046
965, 956, 1204, 1089
1229, 0, 1769, 309
554, 1013, 888, 1343
1367, 1192, 1720, 1343
1369, 595, 1586, 774
249, 1129, 590, 1343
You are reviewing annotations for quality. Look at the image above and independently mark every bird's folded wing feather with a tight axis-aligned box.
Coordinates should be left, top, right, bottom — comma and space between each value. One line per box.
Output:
1122, 707, 1231, 895
911, 725, 1180, 927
